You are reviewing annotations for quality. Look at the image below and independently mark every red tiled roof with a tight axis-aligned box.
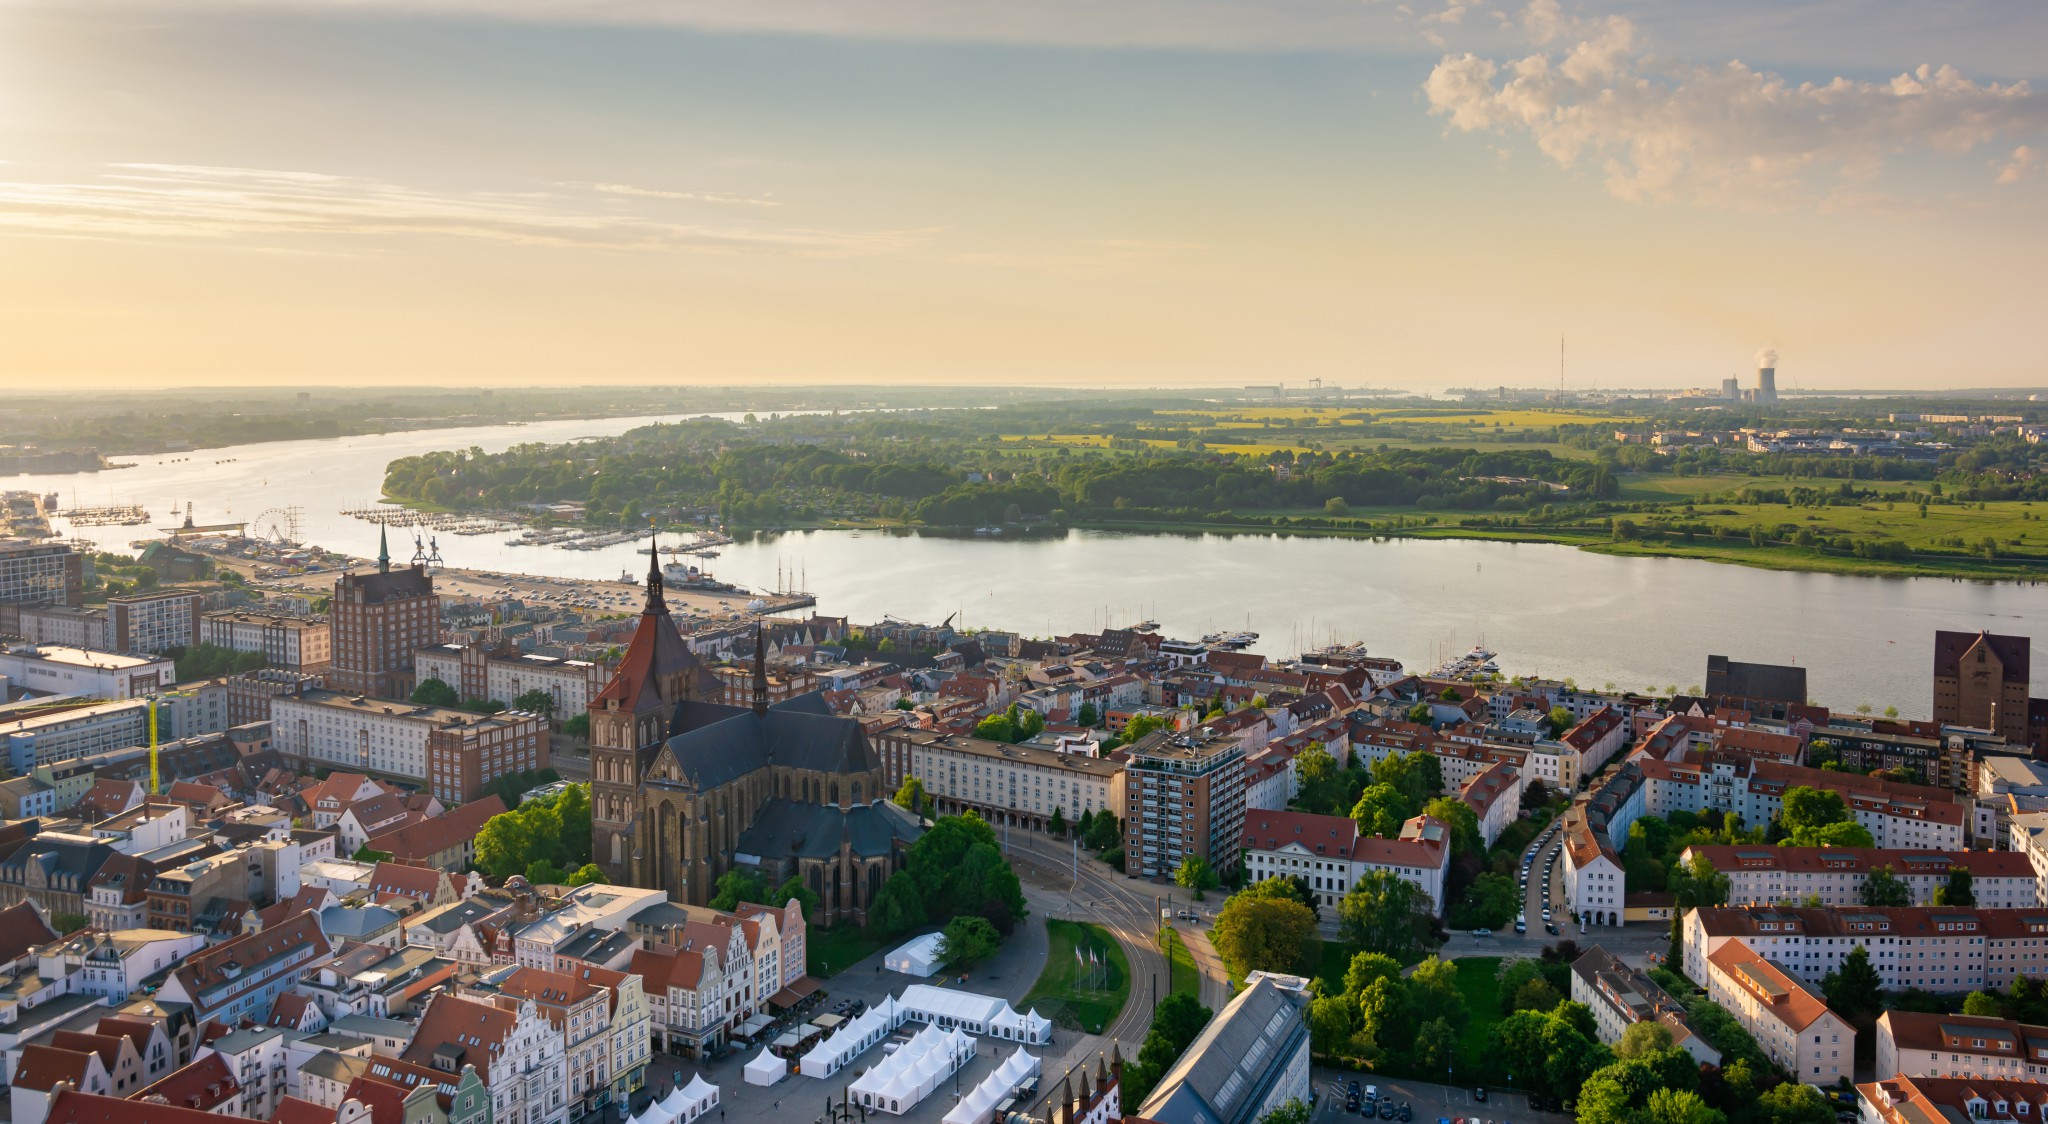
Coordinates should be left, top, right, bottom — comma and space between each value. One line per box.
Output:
0, 899, 58, 961
271, 1096, 336, 1124
366, 796, 505, 863
45, 1089, 228, 1124
1706, 939, 1835, 1032
12, 1045, 99, 1092
399, 994, 519, 1075
137, 1053, 242, 1112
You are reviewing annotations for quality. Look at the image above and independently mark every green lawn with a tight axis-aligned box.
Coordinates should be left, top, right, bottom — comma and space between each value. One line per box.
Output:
1159, 928, 1199, 998
809, 925, 894, 977
1022, 920, 1132, 1035
1450, 956, 1505, 1082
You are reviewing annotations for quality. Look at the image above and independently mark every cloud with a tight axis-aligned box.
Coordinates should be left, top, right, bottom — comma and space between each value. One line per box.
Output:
1995, 145, 2044, 184
0, 164, 923, 254
580, 182, 781, 207
1423, 0, 2048, 208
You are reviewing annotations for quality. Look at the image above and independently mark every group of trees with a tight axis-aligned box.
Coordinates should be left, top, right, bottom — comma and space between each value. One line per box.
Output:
1309, 951, 1467, 1074
868, 813, 1029, 939
167, 642, 266, 681
973, 703, 1047, 744
1774, 787, 1875, 848
1211, 878, 1322, 980
1337, 870, 1438, 963
1624, 809, 1755, 894
472, 783, 600, 884
1862, 863, 1972, 907
1120, 991, 1213, 1107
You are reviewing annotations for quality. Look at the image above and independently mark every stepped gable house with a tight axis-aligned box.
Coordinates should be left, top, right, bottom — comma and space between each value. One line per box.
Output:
590, 537, 919, 925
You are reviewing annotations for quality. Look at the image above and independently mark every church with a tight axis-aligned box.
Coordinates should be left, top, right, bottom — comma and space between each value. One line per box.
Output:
588, 539, 921, 926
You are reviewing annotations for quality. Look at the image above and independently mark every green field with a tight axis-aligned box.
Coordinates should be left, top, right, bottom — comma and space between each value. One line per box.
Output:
1450, 957, 1505, 1083
1159, 927, 1200, 997
1022, 920, 1132, 1035
808, 925, 893, 977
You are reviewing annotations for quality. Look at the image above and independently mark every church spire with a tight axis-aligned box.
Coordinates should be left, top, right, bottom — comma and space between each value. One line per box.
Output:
377, 523, 390, 573
752, 620, 769, 716
643, 522, 667, 617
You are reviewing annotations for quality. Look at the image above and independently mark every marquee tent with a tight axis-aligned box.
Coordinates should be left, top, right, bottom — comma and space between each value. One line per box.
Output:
884, 932, 946, 977
943, 1046, 1040, 1124
797, 1006, 894, 1078
897, 985, 1055, 1046
743, 1047, 786, 1087
673, 1074, 719, 1121
849, 1024, 978, 1115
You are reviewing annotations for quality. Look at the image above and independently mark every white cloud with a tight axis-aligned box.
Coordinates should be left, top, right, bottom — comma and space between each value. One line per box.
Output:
580, 182, 781, 207
1423, 0, 2048, 208
1995, 145, 2044, 184
0, 164, 921, 254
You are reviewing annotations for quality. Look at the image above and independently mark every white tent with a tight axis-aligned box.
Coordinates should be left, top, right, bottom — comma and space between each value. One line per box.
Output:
674, 1074, 720, 1121
743, 1048, 786, 1087
943, 1047, 1040, 1124
636, 1085, 692, 1124
850, 1023, 975, 1116
884, 932, 946, 977
990, 1005, 1055, 1046
896, 984, 1012, 1035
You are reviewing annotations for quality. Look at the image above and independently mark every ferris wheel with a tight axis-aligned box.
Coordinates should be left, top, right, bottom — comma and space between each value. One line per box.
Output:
251, 506, 303, 544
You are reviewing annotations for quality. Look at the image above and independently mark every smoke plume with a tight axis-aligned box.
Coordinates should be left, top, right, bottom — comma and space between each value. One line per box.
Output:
1756, 348, 1778, 369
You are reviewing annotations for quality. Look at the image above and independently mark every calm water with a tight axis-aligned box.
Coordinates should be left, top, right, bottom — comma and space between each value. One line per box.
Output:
11, 417, 2045, 717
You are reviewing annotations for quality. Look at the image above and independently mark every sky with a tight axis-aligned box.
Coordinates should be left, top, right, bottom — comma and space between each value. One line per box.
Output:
1, 0, 2045, 391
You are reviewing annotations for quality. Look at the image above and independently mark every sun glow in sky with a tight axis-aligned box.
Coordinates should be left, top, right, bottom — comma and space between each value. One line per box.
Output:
1, 0, 2045, 390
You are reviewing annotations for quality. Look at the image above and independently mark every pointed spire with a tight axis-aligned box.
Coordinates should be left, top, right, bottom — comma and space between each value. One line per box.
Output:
377, 523, 390, 573
1096, 1051, 1108, 1085
752, 621, 770, 716
643, 521, 667, 617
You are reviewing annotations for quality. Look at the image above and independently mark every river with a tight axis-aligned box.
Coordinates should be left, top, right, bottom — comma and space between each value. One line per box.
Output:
9, 414, 2044, 717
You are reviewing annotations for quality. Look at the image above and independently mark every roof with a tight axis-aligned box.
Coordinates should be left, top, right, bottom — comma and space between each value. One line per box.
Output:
337, 564, 434, 605
44, 1089, 230, 1124
1859, 1076, 2048, 1124
733, 797, 921, 861
1878, 1009, 2047, 1057
137, 1053, 242, 1112
1135, 975, 1309, 1124
1706, 939, 1837, 1032
629, 946, 708, 991
399, 993, 519, 1076
168, 911, 330, 1009
365, 795, 505, 861
272, 1096, 338, 1124
12, 1044, 100, 1092
591, 561, 715, 714
656, 692, 881, 788
0, 899, 58, 961
1683, 844, 2030, 880
1935, 630, 2031, 682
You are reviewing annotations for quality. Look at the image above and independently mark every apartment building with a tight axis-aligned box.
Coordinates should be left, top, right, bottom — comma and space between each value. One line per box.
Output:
1568, 946, 1721, 1067
1563, 826, 1626, 928
1681, 845, 2036, 908
327, 552, 440, 699
1239, 809, 1451, 912
104, 589, 204, 655
415, 643, 605, 716
0, 540, 81, 608
156, 911, 331, 1026
1640, 757, 1968, 848
201, 611, 331, 670
1859, 1076, 2048, 1124
1875, 1010, 2048, 1082
463, 966, 614, 1120
225, 668, 323, 726
14, 605, 109, 649
1685, 905, 2048, 995
873, 727, 1126, 830
4, 700, 149, 774
0, 645, 174, 699
400, 992, 569, 1124
1123, 728, 1247, 879
1703, 938, 1855, 1083
272, 688, 545, 799
1460, 761, 1523, 847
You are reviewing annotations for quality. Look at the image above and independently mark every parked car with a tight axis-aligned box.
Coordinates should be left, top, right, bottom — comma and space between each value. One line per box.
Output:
1546, 923, 1561, 936
1379, 1102, 1397, 1119
1347, 1096, 1362, 1114
1399, 1104, 1413, 1121
1514, 920, 1527, 934
1474, 1088, 1487, 1103
1472, 928, 1492, 937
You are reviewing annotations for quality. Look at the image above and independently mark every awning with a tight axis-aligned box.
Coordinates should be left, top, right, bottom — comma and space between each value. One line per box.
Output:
768, 977, 824, 1009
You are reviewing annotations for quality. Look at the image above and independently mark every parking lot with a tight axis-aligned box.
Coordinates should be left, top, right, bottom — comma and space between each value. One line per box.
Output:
1310, 1069, 1574, 1124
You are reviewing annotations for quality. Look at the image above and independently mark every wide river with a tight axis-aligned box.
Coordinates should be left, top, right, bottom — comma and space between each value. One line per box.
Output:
9, 413, 2045, 717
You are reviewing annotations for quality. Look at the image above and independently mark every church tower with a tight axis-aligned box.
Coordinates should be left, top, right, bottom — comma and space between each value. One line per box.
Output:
588, 530, 716, 883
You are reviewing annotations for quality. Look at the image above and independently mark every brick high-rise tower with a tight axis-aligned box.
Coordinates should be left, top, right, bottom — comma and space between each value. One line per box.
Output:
327, 525, 440, 699
1934, 629, 2031, 746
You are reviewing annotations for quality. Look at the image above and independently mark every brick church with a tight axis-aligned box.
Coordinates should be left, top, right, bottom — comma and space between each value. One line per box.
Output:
588, 539, 919, 925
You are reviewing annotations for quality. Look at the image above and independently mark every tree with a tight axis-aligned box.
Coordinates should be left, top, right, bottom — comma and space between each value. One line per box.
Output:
1077, 702, 1099, 727
1755, 1082, 1832, 1124
1449, 872, 1518, 930
1086, 812, 1122, 852
709, 868, 769, 911
52, 911, 88, 935
1292, 743, 1341, 812
1212, 893, 1320, 979
773, 876, 821, 920
411, 677, 459, 707
512, 689, 556, 718
1242, 873, 1319, 921
1789, 819, 1875, 848
1338, 870, 1436, 961
894, 777, 931, 817
1862, 865, 1913, 907
1935, 866, 1975, 906
1963, 990, 2004, 1017
1617, 1021, 1675, 1058
1642, 1089, 1723, 1124
1350, 783, 1412, 838
1821, 944, 1883, 1023
525, 858, 566, 884
869, 871, 926, 936
562, 713, 590, 739
939, 915, 1001, 968
1547, 706, 1574, 737
1174, 854, 1218, 900
565, 863, 608, 886
1123, 992, 1212, 1107
1412, 1017, 1459, 1074
1421, 796, 1483, 856
1344, 951, 1403, 996
1261, 1100, 1311, 1124
1406, 702, 1434, 725
1047, 806, 1069, 838
1780, 786, 1849, 833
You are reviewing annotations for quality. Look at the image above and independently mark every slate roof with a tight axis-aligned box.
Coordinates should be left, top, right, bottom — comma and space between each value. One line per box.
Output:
656, 693, 878, 790
734, 798, 920, 861
339, 565, 434, 605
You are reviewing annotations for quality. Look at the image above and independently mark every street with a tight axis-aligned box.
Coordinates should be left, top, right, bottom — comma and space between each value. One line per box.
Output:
1310, 1068, 1575, 1124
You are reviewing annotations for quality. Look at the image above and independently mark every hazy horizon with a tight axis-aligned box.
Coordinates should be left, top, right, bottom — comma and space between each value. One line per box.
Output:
3, 0, 2045, 390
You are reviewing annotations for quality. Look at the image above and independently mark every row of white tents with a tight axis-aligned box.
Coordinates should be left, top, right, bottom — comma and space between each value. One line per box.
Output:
848, 1023, 978, 1116
942, 1046, 1040, 1124
797, 985, 1054, 1082
799, 994, 908, 1078
631, 1075, 720, 1124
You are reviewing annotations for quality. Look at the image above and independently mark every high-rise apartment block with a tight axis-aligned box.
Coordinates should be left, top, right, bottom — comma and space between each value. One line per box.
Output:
106, 588, 204, 655
0, 540, 81, 608
1933, 630, 2037, 748
1123, 727, 1247, 879
272, 687, 545, 802
326, 530, 439, 699
202, 610, 331, 671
